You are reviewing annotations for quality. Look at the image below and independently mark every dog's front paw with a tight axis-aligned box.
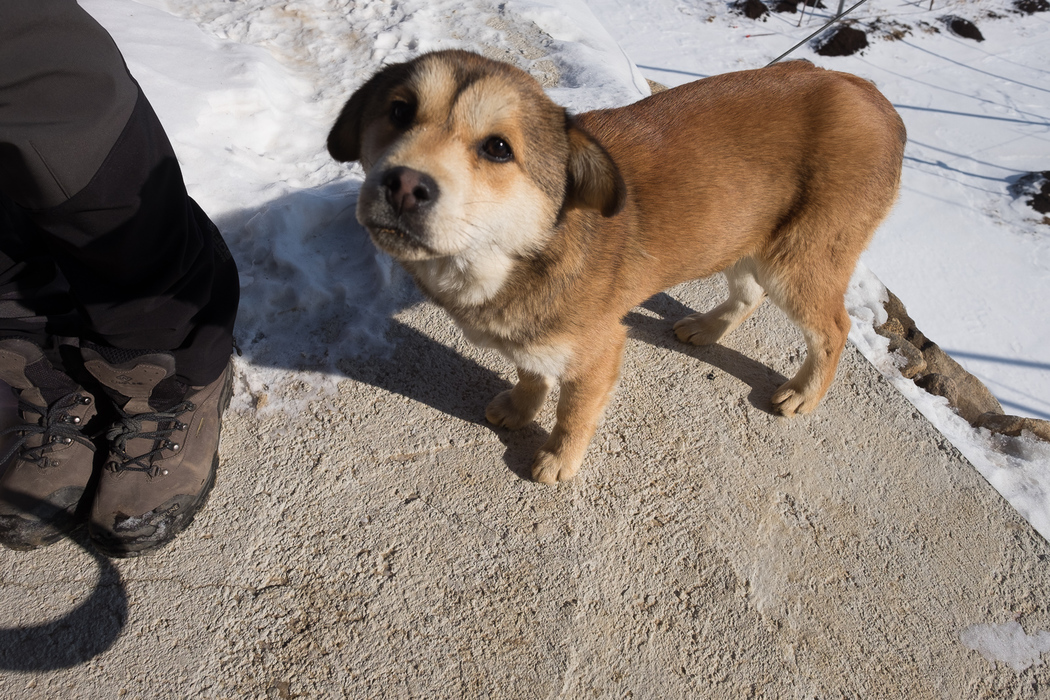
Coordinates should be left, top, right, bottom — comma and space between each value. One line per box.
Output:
485, 390, 539, 430
673, 313, 726, 346
531, 449, 581, 484
771, 381, 819, 416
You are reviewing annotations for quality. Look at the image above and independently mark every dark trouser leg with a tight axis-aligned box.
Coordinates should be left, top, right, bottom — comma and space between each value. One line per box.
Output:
0, 0, 239, 386
0, 1, 238, 554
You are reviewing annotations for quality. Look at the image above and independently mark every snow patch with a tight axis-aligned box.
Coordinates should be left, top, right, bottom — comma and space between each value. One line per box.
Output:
960, 621, 1050, 672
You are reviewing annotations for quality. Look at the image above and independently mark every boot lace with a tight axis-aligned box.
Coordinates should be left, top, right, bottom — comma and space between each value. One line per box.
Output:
0, 392, 96, 467
105, 401, 194, 476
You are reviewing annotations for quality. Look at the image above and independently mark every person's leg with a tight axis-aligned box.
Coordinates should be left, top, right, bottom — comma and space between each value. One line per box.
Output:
0, 0, 239, 555
0, 0, 129, 549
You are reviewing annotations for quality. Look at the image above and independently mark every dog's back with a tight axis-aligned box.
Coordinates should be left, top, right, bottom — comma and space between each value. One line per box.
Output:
576, 60, 906, 303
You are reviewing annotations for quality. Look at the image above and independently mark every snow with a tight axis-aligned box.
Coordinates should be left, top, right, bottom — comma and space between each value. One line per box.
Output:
960, 621, 1050, 672
72, 0, 1048, 545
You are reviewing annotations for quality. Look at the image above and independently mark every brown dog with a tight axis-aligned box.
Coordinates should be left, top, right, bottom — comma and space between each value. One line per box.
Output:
328, 50, 906, 483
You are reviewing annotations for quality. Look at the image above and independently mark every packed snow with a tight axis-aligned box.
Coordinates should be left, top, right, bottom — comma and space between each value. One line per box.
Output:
69, 0, 1048, 549
960, 621, 1050, 671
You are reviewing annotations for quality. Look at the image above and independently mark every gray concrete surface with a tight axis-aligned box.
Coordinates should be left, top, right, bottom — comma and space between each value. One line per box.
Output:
1, 272, 1048, 699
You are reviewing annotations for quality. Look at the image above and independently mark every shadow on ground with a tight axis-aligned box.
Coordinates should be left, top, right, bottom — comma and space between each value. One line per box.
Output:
627, 293, 789, 414
0, 531, 127, 671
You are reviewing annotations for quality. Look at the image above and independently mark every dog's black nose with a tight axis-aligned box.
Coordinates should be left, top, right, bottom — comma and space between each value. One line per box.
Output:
381, 166, 439, 214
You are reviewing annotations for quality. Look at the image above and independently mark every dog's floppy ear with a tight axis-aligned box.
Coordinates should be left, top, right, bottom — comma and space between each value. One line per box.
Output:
327, 62, 411, 163
565, 119, 626, 218
327, 85, 370, 163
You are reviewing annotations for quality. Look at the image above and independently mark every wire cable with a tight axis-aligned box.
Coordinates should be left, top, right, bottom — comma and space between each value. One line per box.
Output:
765, 0, 873, 66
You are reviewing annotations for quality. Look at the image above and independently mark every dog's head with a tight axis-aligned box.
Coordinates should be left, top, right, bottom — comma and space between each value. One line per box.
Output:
327, 50, 625, 265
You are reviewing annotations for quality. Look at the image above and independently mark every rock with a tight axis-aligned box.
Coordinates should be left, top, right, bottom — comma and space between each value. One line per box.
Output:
884, 332, 927, 379
1009, 171, 1050, 216
877, 291, 932, 351
774, 0, 798, 12
646, 79, 669, 94
814, 25, 868, 57
977, 412, 1050, 443
875, 318, 927, 378
942, 16, 984, 42
1027, 419, 1050, 442
921, 343, 1004, 424
977, 412, 1028, 436
737, 0, 770, 20
1015, 0, 1049, 14
915, 373, 958, 404
877, 317, 906, 337
878, 290, 1005, 426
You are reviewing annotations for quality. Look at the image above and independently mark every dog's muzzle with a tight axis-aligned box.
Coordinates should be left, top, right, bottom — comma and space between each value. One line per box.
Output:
358, 166, 441, 259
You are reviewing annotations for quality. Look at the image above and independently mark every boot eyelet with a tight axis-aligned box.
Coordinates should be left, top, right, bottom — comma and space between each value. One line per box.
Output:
60, 437, 73, 445
168, 442, 180, 451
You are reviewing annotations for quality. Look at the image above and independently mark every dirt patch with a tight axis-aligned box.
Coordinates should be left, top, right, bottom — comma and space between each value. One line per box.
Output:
814, 25, 868, 56
1010, 171, 1050, 216
942, 15, 985, 41
736, 0, 770, 20
869, 18, 913, 41
1015, 0, 1049, 14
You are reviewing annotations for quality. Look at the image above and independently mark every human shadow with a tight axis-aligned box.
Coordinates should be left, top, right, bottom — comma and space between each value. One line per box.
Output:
0, 528, 127, 670
625, 293, 789, 414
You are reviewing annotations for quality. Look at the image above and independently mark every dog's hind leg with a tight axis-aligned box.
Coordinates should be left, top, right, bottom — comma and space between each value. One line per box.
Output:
674, 258, 766, 346
764, 267, 852, 417
486, 369, 553, 430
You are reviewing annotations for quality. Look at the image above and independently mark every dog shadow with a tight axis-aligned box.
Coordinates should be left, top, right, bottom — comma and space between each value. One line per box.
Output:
210, 184, 557, 478
333, 318, 549, 481
213, 187, 791, 479
326, 288, 787, 482
625, 293, 789, 414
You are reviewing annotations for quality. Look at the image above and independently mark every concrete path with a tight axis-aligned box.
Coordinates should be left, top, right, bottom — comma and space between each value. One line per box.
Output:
2, 274, 1048, 699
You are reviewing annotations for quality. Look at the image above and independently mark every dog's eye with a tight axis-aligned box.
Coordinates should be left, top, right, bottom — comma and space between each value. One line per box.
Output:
390, 100, 415, 129
481, 136, 513, 163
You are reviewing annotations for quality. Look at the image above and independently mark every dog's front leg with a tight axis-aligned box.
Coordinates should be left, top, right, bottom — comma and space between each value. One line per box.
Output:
486, 369, 553, 430
532, 332, 626, 484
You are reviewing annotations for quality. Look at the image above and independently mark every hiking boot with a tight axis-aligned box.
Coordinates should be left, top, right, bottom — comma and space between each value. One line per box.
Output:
0, 339, 97, 550
83, 348, 233, 557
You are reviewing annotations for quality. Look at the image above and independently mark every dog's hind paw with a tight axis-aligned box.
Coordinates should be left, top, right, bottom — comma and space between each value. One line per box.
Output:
531, 450, 580, 484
